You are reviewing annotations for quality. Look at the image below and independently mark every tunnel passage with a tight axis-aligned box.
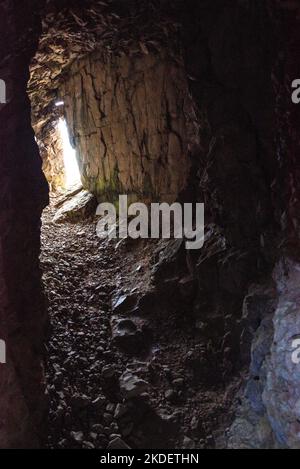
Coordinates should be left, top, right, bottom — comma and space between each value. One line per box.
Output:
0, 0, 300, 450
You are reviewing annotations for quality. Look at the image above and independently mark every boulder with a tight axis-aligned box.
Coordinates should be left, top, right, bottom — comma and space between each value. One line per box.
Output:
112, 294, 138, 314
120, 371, 149, 399
111, 316, 152, 355
107, 437, 131, 450
53, 190, 97, 223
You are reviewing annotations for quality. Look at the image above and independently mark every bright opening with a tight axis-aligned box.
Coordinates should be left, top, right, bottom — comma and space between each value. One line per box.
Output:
58, 118, 81, 189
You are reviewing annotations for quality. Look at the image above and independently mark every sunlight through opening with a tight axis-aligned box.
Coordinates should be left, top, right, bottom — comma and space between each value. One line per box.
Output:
58, 118, 81, 189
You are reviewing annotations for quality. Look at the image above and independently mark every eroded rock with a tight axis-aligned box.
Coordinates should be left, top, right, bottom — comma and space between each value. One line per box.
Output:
120, 371, 149, 400
107, 437, 131, 450
53, 190, 97, 223
263, 259, 300, 448
111, 316, 152, 355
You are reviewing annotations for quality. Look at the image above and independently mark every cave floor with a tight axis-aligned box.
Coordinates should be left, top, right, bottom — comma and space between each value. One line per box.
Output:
41, 194, 240, 450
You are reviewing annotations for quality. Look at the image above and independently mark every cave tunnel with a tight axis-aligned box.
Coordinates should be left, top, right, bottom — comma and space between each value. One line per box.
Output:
0, 0, 300, 451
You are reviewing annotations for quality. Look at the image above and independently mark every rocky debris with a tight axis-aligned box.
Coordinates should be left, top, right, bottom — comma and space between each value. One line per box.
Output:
164, 389, 177, 402
61, 49, 194, 201
114, 397, 180, 449
112, 294, 138, 315
227, 402, 275, 450
152, 239, 186, 284
227, 262, 300, 449
119, 371, 149, 400
111, 316, 153, 355
54, 183, 83, 208
240, 284, 276, 365
114, 404, 128, 420
71, 431, 84, 444
42, 199, 241, 450
53, 190, 97, 223
183, 436, 196, 449
29, 2, 194, 204
178, 276, 197, 302
137, 290, 159, 315
184, 343, 218, 385
3, 0, 298, 451
108, 437, 131, 450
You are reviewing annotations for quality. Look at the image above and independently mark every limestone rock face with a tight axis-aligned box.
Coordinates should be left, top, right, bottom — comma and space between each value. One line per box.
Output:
227, 285, 277, 449
61, 51, 195, 202
120, 371, 149, 400
228, 259, 300, 449
182, 1, 277, 252
1, 0, 298, 450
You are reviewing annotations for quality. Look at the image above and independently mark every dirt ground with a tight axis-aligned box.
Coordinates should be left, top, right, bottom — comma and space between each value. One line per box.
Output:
41, 195, 241, 450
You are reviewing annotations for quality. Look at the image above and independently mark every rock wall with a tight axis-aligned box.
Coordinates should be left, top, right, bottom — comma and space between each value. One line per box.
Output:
177, 0, 288, 449
273, 0, 300, 253
182, 0, 276, 252
61, 50, 196, 202
188, 1, 300, 449
36, 124, 65, 192
154, 3, 279, 398
0, 0, 48, 448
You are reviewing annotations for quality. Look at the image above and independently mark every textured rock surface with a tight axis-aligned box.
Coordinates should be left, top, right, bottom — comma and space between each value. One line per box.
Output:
53, 189, 97, 223
227, 284, 277, 449
120, 371, 149, 400
0, 0, 48, 448
263, 259, 300, 448
28, 1, 182, 138
37, 124, 65, 191
228, 259, 300, 449
61, 50, 195, 202
28, 0, 184, 191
